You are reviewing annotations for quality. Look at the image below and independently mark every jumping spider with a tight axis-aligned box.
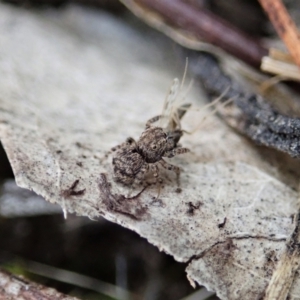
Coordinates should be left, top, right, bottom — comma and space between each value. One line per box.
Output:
110, 65, 232, 190
111, 113, 190, 188
112, 68, 192, 190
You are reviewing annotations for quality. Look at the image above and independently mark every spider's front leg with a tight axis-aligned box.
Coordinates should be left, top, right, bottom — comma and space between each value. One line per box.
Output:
164, 147, 190, 158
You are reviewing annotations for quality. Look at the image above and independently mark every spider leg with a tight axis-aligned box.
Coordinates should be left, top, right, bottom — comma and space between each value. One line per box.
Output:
101, 147, 118, 162
103, 137, 137, 161
149, 163, 163, 199
159, 158, 182, 187
145, 115, 161, 128
116, 137, 137, 150
112, 137, 137, 152
164, 147, 190, 158
100, 149, 115, 163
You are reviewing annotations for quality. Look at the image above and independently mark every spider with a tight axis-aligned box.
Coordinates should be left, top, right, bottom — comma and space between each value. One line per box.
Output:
111, 113, 190, 188
111, 62, 232, 191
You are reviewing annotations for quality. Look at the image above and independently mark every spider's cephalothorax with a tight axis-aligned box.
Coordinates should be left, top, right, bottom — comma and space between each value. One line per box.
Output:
138, 127, 183, 163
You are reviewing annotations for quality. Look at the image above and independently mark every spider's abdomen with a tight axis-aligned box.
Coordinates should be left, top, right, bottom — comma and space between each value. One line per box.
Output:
112, 148, 144, 185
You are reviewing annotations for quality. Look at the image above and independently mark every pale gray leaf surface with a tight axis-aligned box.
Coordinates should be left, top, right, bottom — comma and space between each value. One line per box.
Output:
0, 3, 300, 300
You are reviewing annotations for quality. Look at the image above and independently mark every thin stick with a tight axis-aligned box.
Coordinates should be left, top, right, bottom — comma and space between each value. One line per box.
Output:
134, 0, 268, 68
258, 0, 300, 69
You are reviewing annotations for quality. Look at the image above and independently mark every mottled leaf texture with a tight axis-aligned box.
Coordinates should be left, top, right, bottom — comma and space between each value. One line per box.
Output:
1, 3, 300, 300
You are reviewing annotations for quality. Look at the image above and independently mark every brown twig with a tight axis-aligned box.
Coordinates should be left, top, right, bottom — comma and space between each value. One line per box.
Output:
135, 0, 268, 68
258, 0, 300, 69
186, 49, 300, 158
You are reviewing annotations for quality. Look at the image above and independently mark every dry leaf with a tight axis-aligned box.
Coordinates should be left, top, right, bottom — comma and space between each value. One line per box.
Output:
1, 3, 300, 300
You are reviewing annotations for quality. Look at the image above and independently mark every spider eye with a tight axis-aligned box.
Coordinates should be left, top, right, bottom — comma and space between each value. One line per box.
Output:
126, 137, 134, 145
151, 144, 157, 150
